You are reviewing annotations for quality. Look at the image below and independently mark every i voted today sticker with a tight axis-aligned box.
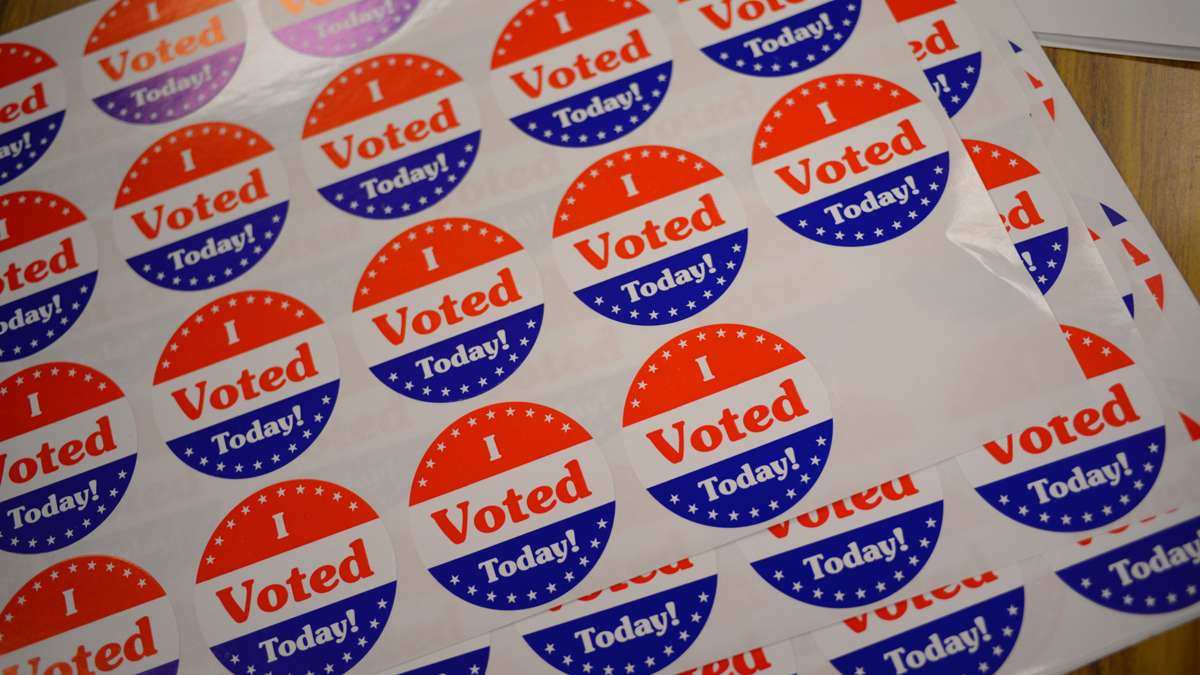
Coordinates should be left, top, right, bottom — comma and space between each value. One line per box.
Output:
552, 145, 747, 326
959, 325, 1166, 532
194, 479, 397, 675
382, 635, 489, 675
1092, 200, 1164, 312
0, 44, 66, 185
352, 218, 543, 403
964, 138, 1069, 294
739, 469, 943, 609
752, 73, 950, 247
113, 122, 289, 291
1051, 506, 1200, 615
815, 569, 1024, 675
152, 290, 340, 479
518, 555, 718, 674
1006, 39, 1055, 121
0, 363, 136, 554
0, 191, 98, 362
886, 0, 983, 118
675, 0, 861, 77
490, 0, 673, 148
622, 323, 834, 528
0, 555, 180, 675
82, 0, 246, 124
261, 0, 419, 57
301, 53, 480, 220
409, 402, 616, 611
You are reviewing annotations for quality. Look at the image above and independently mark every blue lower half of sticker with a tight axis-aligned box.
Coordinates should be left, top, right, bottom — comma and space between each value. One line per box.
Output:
700, 0, 861, 77
369, 304, 542, 403
318, 131, 480, 219
428, 500, 616, 611
165, 379, 339, 478
1056, 512, 1200, 615
0, 270, 96, 361
975, 425, 1165, 532
126, 201, 287, 291
750, 500, 944, 608
0, 110, 64, 184
776, 153, 950, 247
0, 452, 135, 554
522, 574, 718, 675
575, 228, 747, 325
923, 51, 982, 118
209, 581, 395, 675
647, 417, 833, 528
511, 62, 672, 148
830, 586, 1024, 675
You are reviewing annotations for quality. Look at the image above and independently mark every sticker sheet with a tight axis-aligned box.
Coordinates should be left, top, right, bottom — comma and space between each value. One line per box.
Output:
1, 0, 1198, 674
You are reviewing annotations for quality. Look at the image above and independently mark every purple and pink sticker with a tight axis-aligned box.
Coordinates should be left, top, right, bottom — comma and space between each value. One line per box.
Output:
261, 0, 419, 57
82, 0, 246, 124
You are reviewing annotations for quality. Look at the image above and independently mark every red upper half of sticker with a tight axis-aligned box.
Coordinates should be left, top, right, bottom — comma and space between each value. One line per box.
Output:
410, 402, 594, 505
0, 43, 59, 89
963, 138, 1040, 190
196, 479, 380, 582
153, 290, 324, 384
0, 191, 87, 253
553, 145, 724, 237
0, 555, 166, 654
624, 324, 806, 426
752, 74, 922, 165
85, 0, 232, 54
1061, 324, 1135, 380
114, 123, 273, 208
0, 363, 124, 441
491, 0, 651, 69
303, 54, 462, 138
353, 218, 524, 312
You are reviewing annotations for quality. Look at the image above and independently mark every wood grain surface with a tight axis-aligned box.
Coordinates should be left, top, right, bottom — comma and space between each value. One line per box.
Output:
1, 2, 1197, 673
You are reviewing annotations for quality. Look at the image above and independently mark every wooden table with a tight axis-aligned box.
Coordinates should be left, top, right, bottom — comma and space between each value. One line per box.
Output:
1, 2, 1197, 672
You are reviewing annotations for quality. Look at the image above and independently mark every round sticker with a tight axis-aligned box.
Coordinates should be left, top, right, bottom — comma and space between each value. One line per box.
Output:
151, 289, 340, 479
0, 555, 180, 674
351, 218, 543, 402
385, 635, 489, 675
886, 0, 983, 118
113, 122, 289, 291
1052, 506, 1200, 615
815, 569, 1024, 675
964, 138, 1069, 294
0, 363, 136, 554
959, 325, 1166, 532
261, 0, 419, 57
0, 44, 66, 185
1006, 38, 1055, 120
675, 0, 860, 77
301, 53, 480, 220
622, 323, 834, 528
518, 555, 718, 674
0, 191, 98, 362
82, 0, 246, 124
1095, 200, 1163, 312
739, 470, 943, 609
552, 145, 747, 326
490, 0, 673, 148
194, 479, 396, 675
409, 402, 616, 610
751, 74, 950, 247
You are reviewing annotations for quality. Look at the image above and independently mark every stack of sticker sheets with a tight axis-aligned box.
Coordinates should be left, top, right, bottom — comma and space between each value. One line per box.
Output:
1, 1, 1199, 673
